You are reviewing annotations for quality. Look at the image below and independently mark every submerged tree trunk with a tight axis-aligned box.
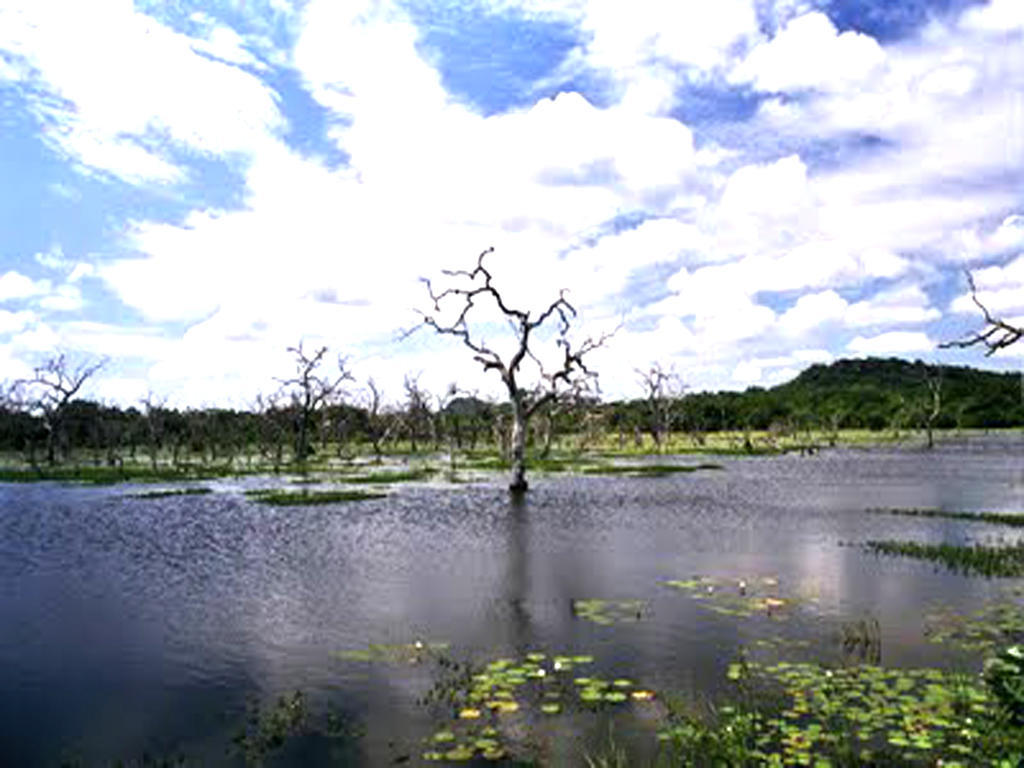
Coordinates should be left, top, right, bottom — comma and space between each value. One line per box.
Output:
509, 398, 528, 493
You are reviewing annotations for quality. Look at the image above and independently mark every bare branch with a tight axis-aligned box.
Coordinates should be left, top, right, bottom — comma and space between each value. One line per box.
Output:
940, 271, 1024, 355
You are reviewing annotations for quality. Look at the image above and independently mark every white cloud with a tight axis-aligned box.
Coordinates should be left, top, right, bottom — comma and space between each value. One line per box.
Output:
0, 309, 35, 336
960, 0, 1024, 33
778, 290, 848, 335
37, 284, 84, 312
950, 253, 1024, 316
987, 214, 1024, 254
730, 12, 886, 93
846, 284, 941, 327
847, 330, 934, 356
0, 271, 50, 302
0, 0, 283, 183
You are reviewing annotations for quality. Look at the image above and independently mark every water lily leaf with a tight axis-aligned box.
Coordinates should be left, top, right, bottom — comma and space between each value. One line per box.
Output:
540, 703, 561, 714
444, 745, 475, 761
458, 708, 481, 720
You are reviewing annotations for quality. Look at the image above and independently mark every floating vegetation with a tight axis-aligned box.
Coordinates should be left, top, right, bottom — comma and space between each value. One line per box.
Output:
571, 598, 647, 625
864, 539, 1024, 578
401, 650, 656, 763
659, 658, 1024, 766
985, 645, 1024, 725
334, 640, 450, 664
926, 593, 1024, 653
246, 488, 385, 506
126, 486, 213, 499
582, 462, 723, 477
665, 575, 810, 619
344, 468, 436, 484
867, 507, 1024, 528
231, 691, 307, 767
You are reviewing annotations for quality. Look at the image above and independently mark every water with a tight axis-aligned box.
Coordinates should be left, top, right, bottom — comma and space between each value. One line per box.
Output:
1, 437, 1023, 765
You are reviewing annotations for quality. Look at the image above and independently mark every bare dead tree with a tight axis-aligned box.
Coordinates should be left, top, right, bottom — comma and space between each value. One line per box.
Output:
278, 343, 353, 464
941, 272, 1023, 355
364, 378, 395, 463
253, 392, 289, 472
636, 362, 685, 453
402, 373, 434, 455
922, 365, 943, 450
413, 247, 615, 492
14, 352, 107, 465
139, 392, 168, 471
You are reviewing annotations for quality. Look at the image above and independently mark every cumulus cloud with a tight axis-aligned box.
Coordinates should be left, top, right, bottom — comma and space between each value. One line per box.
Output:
0, 271, 50, 302
950, 253, 1024, 316
0, 0, 283, 183
847, 330, 934, 356
730, 12, 886, 93
0, 309, 35, 336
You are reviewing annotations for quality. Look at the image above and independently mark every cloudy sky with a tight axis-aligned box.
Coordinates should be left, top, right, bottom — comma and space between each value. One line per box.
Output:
1, 0, 1023, 408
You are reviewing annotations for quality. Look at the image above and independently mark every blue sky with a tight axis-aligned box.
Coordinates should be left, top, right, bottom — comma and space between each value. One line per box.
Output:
1, 0, 1022, 407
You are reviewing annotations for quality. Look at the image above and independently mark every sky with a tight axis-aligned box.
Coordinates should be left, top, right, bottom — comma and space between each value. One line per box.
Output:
1, 0, 1023, 409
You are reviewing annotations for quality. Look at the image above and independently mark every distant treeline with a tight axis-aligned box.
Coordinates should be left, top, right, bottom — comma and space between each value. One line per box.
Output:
0, 357, 1021, 466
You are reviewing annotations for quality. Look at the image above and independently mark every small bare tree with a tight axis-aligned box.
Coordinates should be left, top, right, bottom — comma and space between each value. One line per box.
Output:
636, 362, 685, 452
278, 343, 353, 464
414, 247, 614, 492
139, 392, 168, 471
15, 352, 107, 465
922, 365, 943, 450
402, 374, 434, 454
363, 378, 395, 463
253, 392, 289, 472
941, 272, 1023, 355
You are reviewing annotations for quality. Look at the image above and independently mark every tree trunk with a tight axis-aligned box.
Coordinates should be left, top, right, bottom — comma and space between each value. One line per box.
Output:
509, 402, 528, 493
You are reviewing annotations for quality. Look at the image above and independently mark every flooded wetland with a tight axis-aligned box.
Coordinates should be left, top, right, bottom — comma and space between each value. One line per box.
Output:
2, 436, 1024, 765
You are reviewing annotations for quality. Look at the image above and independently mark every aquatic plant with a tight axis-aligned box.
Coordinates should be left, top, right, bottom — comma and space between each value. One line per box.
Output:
659, 658, 1024, 766
343, 467, 436, 484
867, 507, 1024, 528
664, 575, 809, 619
246, 488, 385, 505
986, 645, 1024, 725
571, 598, 647, 625
334, 640, 450, 664
126, 486, 213, 499
926, 594, 1024, 653
340, 646, 656, 763
231, 691, 307, 767
864, 539, 1024, 578
582, 462, 723, 477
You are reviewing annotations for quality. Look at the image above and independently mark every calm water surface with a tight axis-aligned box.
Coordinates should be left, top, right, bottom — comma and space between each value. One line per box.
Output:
2, 437, 1023, 765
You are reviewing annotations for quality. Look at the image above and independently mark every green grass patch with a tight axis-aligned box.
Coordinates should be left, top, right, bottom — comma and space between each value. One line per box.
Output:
246, 488, 385, 506
0, 465, 236, 484
343, 467, 436, 484
582, 462, 723, 477
864, 539, 1024, 578
868, 507, 1024, 528
127, 486, 214, 499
